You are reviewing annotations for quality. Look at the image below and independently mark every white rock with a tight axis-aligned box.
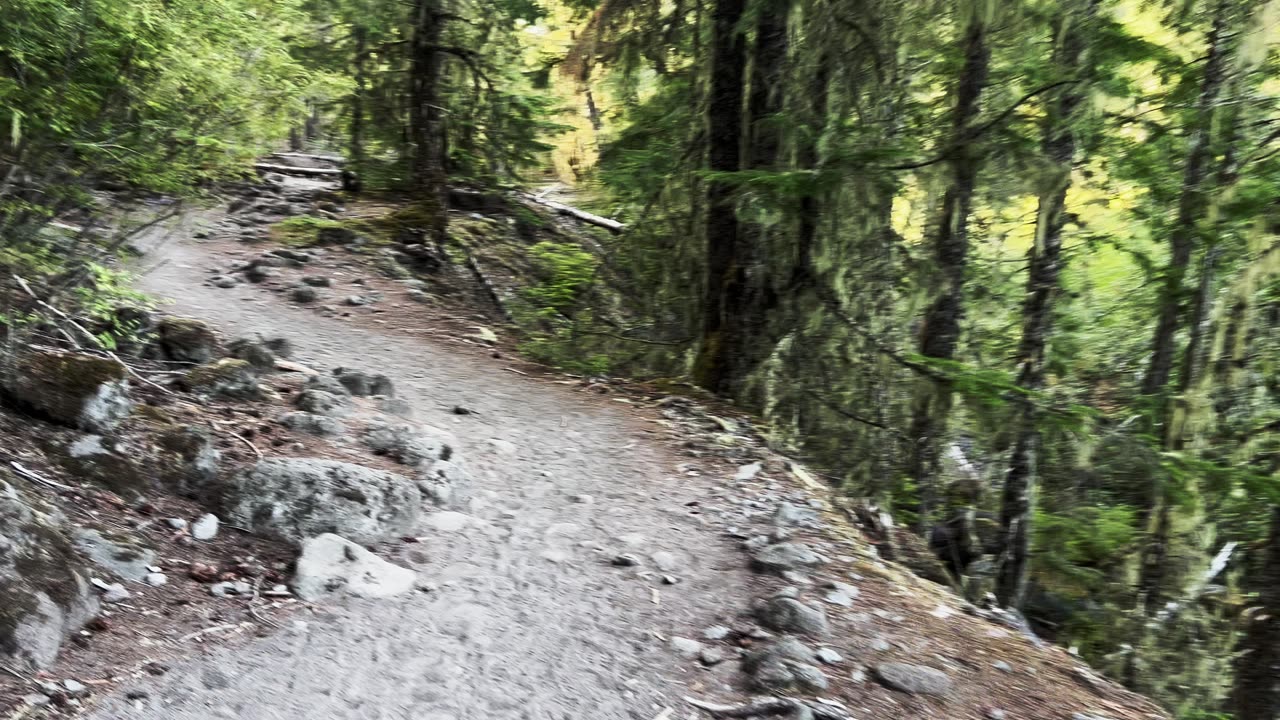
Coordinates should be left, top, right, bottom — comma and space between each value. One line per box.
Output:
143, 573, 167, 587
734, 462, 762, 481
421, 511, 472, 533
291, 533, 417, 602
191, 514, 219, 541
670, 636, 704, 658
166, 518, 188, 530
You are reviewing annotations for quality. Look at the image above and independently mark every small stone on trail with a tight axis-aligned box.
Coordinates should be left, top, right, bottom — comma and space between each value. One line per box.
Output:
611, 554, 640, 567
992, 660, 1013, 673
986, 709, 1007, 720
290, 286, 319, 303
699, 647, 726, 666
670, 636, 704, 658
21, 694, 49, 708
702, 625, 731, 640
62, 679, 89, 698
660, 574, 680, 585
144, 572, 168, 587
302, 275, 331, 287
210, 581, 252, 598
191, 513, 220, 540
291, 534, 417, 601
569, 494, 594, 504
96, 581, 130, 603
345, 295, 368, 306
212, 275, 239, 288
816, 647, 843, 664
874, 662, 952, 697
735, 462, 762, 481
650, 551, 680, 572
166, 518, 188, 530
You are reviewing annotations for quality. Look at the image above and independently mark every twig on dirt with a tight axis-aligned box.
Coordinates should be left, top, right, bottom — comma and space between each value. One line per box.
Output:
247, 578, 281, 629
9, 461, 75, 492
0, 663, 28, 680
208, 421, 263, 459
503, 367, 529, 376
684, 696, 852, 720
178, 623, 243, 643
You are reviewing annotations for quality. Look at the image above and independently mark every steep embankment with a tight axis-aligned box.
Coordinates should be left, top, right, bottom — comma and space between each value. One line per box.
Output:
17, 172, 1164, 720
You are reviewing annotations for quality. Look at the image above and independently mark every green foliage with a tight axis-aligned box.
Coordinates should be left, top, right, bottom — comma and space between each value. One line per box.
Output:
523, 241, 598, 315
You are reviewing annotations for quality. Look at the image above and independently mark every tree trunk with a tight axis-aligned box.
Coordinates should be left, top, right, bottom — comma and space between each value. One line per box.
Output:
1139, 0, 1230, 401
692, 0, 748, 394
1235, 505, 1280, 720
1136, 0, 1232, 615
350, 25, 368, 175
723, 0, 790, 399
906, 11, 990, 532
409, 0, 448, 247
995, 0, 1094, 610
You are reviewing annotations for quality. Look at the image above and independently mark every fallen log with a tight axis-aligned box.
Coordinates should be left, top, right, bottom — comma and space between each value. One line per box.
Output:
519, 192, 625, 233
253, 163, 342, 178
267, 151, 345, 165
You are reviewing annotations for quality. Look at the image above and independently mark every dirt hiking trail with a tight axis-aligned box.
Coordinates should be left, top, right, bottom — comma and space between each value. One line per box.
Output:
86, 211, 752, 719
73, 193, 1169, 720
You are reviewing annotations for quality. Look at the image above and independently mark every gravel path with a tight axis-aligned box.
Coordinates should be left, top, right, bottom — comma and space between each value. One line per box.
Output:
88, 212, 750, 719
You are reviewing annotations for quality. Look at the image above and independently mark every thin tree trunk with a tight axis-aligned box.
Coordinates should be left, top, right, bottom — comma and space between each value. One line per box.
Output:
1140, 0, 1230, 401
906, 10, 990, 532
350, 26, 368, 174
692, 0, 748, 394
995, 0, 1094, 610
1136, 0, 1232, 615
1235, 505, 1280, 720
409, 0, 448, 247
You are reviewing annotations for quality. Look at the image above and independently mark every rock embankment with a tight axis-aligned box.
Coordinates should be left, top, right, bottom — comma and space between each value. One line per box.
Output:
0, 309, 473, 705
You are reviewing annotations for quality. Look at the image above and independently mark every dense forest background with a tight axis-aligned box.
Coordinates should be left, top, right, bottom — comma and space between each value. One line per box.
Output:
2, 0, 1279, 716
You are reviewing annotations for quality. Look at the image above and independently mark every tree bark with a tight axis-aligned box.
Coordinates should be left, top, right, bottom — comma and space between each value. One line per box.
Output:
722, 0, 791, 398
1139, 0, 1230, 401
409, 0, 449, 247
692, 0, 748, 394
995, 0, 1094, 610
1136, 0, 1232, 616
906, 11, 989, 532
1235, 505, 1280, 720
350, 25, 368, 175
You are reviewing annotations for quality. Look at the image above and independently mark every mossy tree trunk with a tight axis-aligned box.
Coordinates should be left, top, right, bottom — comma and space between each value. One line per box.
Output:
692, 0, 748, 395
410, 0, 449, 248
994, 0, 1095, 610
906, 7, 990, 532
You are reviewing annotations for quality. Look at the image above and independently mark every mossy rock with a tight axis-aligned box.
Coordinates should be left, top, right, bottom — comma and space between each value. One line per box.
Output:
157, 316, 219, 363
0, 475, 98, 670
184, 358, 260, 400
3, 348, 132, 433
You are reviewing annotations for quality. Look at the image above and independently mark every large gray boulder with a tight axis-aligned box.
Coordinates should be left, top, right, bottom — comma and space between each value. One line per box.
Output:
223, 458, 421, 545
750, 542, 827, 575
742, 638, 828, 692
291, 534, 417, 601
0, 476, 98, 670
71, 528, 156, 582
875, 662, 952, 696
1, 348, 131, 433
361, 421, 455, 468
753, 590, 830, 636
